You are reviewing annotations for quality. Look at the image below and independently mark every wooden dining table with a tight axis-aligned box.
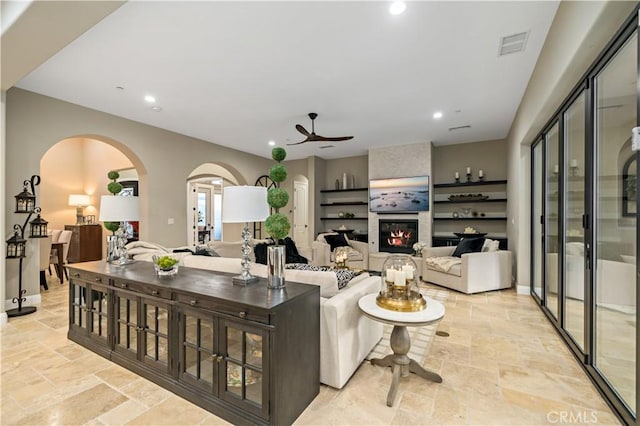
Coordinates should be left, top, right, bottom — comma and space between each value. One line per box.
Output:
51, 242, 66, 284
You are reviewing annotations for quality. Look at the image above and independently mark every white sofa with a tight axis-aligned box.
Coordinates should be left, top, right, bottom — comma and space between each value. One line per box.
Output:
312, 233, 369, 269
423, 245, 512, 294
127, 241, 383, 389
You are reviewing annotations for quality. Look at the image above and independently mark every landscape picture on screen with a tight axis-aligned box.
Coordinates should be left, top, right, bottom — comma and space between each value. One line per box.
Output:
369, 176, 430, 213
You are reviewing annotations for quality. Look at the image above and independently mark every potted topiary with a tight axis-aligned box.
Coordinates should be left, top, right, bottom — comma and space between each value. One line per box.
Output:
104, 170, 122, 262
264, 147, 291, 288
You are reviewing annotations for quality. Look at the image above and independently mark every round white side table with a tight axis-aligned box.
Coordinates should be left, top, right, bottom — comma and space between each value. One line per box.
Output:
358, 293, 445, 407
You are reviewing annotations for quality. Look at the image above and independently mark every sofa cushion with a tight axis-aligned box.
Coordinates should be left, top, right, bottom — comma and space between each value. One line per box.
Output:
452, 237, 485, 257
324, 233, 349, 251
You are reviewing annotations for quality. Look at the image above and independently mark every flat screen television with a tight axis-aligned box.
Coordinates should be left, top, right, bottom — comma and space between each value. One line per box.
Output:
369, 176, 430, 213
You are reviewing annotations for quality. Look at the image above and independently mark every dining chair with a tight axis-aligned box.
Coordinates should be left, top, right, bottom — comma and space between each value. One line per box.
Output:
40, 236, 53, 290
50, 230, 73, 282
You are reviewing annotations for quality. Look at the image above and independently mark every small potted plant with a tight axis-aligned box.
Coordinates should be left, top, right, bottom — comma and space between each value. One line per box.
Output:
153, 255, 180, 276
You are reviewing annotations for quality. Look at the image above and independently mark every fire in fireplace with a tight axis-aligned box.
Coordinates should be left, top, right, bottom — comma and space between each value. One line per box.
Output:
379, 219, 418, 253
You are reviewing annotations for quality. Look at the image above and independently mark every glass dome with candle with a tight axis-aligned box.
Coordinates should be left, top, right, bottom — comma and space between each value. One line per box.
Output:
376, 254, 426, 312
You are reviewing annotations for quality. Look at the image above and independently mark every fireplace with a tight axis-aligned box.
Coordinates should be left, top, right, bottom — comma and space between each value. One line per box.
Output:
379, 219, 418, 254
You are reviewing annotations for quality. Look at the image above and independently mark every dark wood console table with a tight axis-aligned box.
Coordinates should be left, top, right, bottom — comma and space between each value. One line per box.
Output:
67, 261, 320, 426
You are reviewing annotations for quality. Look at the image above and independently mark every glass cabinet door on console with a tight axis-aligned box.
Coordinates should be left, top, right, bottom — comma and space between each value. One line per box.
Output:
178, 306, 220, 396
141, 297, 171, 373
177, 305, 269, 420
69, 274, 110, 353
220, 319, 268, 419
113, 288, 173, 374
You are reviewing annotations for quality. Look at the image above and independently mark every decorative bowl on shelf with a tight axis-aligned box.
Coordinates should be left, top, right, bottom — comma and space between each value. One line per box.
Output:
454, 232, 487, 238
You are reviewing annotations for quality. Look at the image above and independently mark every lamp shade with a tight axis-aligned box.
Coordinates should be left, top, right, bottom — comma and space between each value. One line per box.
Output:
222, 186, 269, 223
99, 195, 140, 222
68, 194, 91, 207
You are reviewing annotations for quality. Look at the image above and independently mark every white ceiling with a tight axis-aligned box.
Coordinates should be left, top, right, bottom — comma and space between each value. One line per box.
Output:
15, 1, 560, 161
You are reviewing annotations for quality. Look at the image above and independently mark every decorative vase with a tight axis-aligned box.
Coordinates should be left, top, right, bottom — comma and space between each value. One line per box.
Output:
267, 245, 286, 289
106, 235, 119, 263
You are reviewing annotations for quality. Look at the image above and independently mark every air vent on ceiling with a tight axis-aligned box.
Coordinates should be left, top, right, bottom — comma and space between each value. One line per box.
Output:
448, 125, 471, 131
319, 145, 334, 149
498, 31, 529, 56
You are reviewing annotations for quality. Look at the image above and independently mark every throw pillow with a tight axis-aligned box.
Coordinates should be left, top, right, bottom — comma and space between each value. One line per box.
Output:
324, 233, 349, 251
279, 237, 308, 264
285, 263, 357, 290
195, 245, 220, 257
254, 242, 272, 265
452, 237, 485, 257
481, 238, 500, 252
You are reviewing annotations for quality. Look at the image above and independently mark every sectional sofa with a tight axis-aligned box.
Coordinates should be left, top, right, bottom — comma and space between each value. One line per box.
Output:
127, 240, 383, 389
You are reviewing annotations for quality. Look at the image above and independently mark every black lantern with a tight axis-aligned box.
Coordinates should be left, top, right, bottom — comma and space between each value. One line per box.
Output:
6, 227, 27, 258
29, 208, 48, 238
15, 181, 36, 213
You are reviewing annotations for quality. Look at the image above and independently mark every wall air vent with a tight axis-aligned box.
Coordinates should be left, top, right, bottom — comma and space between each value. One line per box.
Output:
498, 31, 529, 56
319, 145, 334, 149
448, 125, 471, 131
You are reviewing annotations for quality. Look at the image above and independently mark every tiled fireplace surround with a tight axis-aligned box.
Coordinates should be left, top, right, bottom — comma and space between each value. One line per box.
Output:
368, 142, 432, 253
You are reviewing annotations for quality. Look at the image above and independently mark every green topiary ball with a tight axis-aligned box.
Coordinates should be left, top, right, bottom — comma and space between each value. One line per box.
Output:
268, 187, 289, 209
104, 221, 120, 233
107, 182, 123, 195
265, 213, 290, 240
269, 164, 287, 183
272, 147, 287, 162
107, 170, 120, 180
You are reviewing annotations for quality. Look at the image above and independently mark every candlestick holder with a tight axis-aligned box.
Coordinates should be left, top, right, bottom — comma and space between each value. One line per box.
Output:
455, 176, 460, 184
478, 175, 484, 182
466, 173, 472, 183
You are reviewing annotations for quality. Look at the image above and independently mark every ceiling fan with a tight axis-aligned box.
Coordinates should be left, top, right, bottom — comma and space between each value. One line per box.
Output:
288, 112, 354, 145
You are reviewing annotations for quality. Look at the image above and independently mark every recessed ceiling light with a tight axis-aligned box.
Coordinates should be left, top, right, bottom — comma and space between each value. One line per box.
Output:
268, 140, 276, 146
433, 112, 443, 119
150, 106, 162, 112
144, 95, 156, 103
389, 1, 406, 15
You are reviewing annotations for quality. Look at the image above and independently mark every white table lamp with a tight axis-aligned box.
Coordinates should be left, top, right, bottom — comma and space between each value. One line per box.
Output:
99, 195, 140, 265
68, 194, 91, 225
222, 186, 269, 285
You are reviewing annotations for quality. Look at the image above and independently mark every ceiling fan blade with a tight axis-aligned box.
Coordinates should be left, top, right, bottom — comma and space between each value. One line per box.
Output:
295, 124, 310, 136
312, 135, 354, 142
286, 137, 311, 146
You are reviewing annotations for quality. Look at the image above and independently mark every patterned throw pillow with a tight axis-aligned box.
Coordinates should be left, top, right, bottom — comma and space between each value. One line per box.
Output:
286, 263, 356, 290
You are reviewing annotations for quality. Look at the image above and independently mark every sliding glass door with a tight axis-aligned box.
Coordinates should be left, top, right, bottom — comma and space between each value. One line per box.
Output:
593, 31, 637, 415
532, 142, 543, 300
563, 91, 586, 351
545, 123, 560, 320
530, 9, 638, 422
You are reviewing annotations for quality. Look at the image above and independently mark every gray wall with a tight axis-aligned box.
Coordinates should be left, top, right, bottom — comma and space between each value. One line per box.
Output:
432, 139, 507, 184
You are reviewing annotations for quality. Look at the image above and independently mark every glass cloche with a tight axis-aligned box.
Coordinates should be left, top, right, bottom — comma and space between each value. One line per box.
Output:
376, 254, 426, 312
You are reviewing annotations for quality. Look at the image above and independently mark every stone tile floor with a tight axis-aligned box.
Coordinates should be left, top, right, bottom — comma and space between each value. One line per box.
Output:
1, 275, 621, 425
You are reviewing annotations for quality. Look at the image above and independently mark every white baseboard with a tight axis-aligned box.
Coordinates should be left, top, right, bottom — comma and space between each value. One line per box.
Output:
4, 294, 41, 311
516, 285, 530, 295
0, 312, 7, 327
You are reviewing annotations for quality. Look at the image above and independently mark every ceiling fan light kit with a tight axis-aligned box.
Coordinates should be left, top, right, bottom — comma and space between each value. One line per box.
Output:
288, 112, 354, 145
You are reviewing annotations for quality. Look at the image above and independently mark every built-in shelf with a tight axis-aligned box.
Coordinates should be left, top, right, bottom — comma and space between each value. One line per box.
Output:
433, 217, 507, 221
433, 180, 507, 188
434, 198, 507, 204
320, 187, 368, 193
320, 202, 368, 206
320, 217, 368, 220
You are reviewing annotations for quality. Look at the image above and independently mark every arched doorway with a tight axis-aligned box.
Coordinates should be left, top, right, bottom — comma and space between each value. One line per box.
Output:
40, 136, 146, 257
186, 163, 244, 246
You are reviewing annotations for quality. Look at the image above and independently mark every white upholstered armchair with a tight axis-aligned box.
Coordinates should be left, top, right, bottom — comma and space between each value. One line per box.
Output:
423, 244, 512, 294
312, 233, 369, 269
